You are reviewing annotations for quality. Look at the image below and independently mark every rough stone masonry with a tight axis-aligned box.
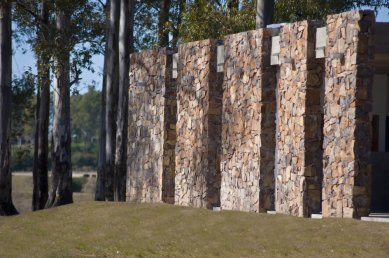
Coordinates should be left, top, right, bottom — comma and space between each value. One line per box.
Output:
175, 40, 223, 209
322, 10, 375, 218
221, 29, 276, 212
126, 10, 379, 219
275, 20, 324, 217
127, 48, 176, 203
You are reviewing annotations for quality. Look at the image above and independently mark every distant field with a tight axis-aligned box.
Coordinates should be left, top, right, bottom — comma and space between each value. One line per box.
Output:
0, 202, 388, 258
12, 172, 95, 213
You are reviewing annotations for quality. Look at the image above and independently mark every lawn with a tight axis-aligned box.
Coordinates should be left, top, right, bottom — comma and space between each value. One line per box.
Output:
0, 202, 388, 258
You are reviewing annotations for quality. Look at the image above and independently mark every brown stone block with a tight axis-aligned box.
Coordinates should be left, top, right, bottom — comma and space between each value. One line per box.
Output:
322, 10, 374, 218
276, 20, 324, 217
175, 39, 222, 209
221, 29, 276, 212
127, 48, 176, 204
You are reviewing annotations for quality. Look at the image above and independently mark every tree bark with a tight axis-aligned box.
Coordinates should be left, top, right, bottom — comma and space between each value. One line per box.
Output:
32, 0, 50, 211
158, 0, 171, 47
114, 0, 134, 201
105, 0, 120, 201
46, 7, 73, 208
0, 0, 18, 216
128, 1, 135, 55
95, 1, 110, 201
256, 0, 275, 29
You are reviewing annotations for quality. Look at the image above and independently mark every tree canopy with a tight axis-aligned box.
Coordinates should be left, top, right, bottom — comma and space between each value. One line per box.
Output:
14, 0, 105, 86
177, 0, 389, 43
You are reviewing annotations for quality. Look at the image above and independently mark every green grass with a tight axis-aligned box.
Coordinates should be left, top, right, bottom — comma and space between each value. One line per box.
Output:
7, 175, 389, 257
0, 202, 388, 258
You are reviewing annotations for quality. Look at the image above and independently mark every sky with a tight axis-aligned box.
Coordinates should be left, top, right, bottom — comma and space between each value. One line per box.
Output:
12, 7, 389, 94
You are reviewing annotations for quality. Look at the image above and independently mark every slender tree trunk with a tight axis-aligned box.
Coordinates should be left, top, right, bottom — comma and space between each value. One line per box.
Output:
0, 0, 18, 216
114, 0, 134, 201
158, 0, 171, 47
128, 1, 135, 55
256, 0, 275, 29
32, 0, 50, 211
46, 8, 72, 208
105, 0, 120, 201
33, 76, 40, 207
95, 1, 110, 201
95, 71, 107, 200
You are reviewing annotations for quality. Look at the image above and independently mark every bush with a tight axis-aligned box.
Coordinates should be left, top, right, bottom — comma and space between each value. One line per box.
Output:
11, 145, 33, 171
72, 151, 97, 171
72, 177, 88, 192
10, 142, 98, 172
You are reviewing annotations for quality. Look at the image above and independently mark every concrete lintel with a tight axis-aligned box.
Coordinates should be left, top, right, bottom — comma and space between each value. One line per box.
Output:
217, 45, 225, 73
172, 53, 178, 79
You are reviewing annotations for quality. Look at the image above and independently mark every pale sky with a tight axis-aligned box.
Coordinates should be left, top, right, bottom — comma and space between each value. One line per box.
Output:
12, 7, 389, 94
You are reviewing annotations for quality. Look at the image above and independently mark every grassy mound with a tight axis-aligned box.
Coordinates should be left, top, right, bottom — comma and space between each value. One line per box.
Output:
0, 202, 388, 257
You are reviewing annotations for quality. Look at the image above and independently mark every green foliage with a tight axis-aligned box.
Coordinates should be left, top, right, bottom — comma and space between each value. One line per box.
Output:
179, 0, 389, 43
14, 0, 105, 87
11, 145, 34, 171
11, 69, 36, 144
273, 0, 389, 23
69, 85, 101, 171
71, 143, 98, 171
11, 142, 98, 172
134, 0, 160, 49
72, 177, 88, 192
179, 0, 256, 43
10, 86, 100, 172
70, 85, 101, 147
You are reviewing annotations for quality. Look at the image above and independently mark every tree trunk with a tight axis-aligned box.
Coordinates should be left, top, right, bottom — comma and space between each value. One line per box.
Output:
46, 7, 73, 208
128, 1, 135, 55
105, 0, 120, 201
114, 0, 134, 201
0, 0, 18, 216
158, 0, 171, 47
32, 0, 50, 211
33, 73, 40, 208
95, 66, 107, 200
256, 0, 275, 29
95, 1, 110, 201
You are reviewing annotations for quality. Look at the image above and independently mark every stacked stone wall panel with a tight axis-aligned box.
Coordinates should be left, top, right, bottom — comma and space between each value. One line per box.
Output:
175, 40, 223, 209
322, 11, 375, 218
127, 48, 176, 203
276, 21, 324, 217
221, 29, 276, 212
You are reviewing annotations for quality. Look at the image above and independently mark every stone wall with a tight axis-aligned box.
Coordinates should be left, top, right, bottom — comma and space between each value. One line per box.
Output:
175, 40, 223, 209
276, 21, 324, 217
221, 29, 276, 212
322, 11, 375, 218
127, 48, 176, 203
126, 10, 379, 219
